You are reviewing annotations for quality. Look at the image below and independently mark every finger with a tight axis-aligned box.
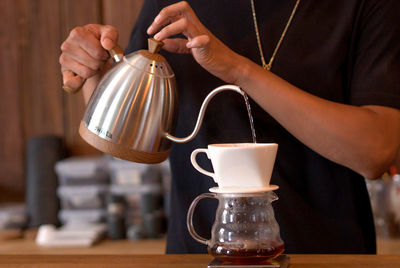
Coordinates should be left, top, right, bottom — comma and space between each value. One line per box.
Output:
61, 41, 106, 71
85, 24, 119, 51
147, 1, 198, 34
68, 26, 109, 61
154, 17, 198, 41
59, 53, 97, 79
147, 14, 181, 35
80, 33, 110, 60
186, 35, 210, 49
62, 70, 85, 91
162, 38, 191, 54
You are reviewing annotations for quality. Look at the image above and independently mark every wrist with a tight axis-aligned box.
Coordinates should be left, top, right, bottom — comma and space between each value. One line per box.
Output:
231, 55, 254, 86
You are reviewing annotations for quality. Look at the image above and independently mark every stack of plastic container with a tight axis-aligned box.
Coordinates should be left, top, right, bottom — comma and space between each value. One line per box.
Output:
0, 203, 26, 239
55, 156, 110, 225
109, 159, 170, 240
367, 166, 400, 238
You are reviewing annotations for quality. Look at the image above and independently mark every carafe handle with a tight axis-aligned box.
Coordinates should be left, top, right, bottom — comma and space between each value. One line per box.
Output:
62, 45, 124, 94
165, 85, 245, 143
186, 193, 217, 245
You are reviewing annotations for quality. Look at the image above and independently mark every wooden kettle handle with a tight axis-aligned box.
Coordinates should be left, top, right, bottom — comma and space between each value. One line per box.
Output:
62, 44, 124, 94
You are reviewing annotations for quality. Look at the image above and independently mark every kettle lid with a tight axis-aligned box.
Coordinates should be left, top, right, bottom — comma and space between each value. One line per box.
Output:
123, 38, 174, 78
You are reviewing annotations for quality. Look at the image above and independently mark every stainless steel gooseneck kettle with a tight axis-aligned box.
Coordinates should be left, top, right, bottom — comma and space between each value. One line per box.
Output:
67, 38, 244, 163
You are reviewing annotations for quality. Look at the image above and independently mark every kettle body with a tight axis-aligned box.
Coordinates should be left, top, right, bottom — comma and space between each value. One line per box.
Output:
77, 39, 244, 164
80, 49, 178, 163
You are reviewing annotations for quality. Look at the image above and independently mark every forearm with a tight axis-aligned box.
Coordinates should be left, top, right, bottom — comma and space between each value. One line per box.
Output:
234, 57, 400, 179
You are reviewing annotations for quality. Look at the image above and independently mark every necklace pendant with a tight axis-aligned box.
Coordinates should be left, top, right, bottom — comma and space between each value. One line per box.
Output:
252, 0, 301, 73
263, 63, 271, 71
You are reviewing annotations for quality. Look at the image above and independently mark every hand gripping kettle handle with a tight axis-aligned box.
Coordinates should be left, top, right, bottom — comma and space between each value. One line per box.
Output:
62, 45, 124, 94
165, 84, 245, 143
186, 193, 217, 245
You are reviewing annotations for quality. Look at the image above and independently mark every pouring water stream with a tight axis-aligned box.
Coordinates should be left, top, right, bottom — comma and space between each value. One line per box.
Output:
243, 92, 257, 143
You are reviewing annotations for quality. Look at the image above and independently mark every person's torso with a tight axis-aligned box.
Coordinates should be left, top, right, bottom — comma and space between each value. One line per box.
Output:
127, 0, 377, 254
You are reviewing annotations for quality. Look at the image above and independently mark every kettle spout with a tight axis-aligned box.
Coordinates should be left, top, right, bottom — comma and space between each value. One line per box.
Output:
165, 85, 245, 143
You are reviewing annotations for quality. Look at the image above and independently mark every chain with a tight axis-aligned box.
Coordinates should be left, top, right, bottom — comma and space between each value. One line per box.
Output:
250, 0, 301, 71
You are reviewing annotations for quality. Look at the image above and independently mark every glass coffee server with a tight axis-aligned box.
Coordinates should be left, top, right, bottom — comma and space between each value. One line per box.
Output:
187, 190, 289, 267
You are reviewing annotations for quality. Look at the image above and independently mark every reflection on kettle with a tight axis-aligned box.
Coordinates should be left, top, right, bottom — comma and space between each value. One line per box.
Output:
75, 38, 244, 163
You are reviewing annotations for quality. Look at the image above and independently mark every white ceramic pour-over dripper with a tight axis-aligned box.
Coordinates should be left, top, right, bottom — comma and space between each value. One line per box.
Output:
190, 143, 279, 193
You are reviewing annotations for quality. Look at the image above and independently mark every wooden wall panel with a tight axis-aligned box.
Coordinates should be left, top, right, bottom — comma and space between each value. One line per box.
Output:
0, 0, 25, 202
19, 0, 64, 138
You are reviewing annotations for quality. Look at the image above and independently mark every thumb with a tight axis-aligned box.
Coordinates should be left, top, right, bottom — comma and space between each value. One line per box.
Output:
86, 24, 119, 50
187, 35, 212, 61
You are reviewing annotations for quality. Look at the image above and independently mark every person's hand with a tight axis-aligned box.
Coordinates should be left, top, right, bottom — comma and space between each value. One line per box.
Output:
59, 24, 118, 93
147, 1, 245, 84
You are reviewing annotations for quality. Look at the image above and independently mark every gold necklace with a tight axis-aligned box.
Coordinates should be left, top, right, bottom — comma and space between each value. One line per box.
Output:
250, 0, 301, 71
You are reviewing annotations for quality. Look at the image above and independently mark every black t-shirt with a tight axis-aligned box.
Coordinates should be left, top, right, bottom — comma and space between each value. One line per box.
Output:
126, 0, 400, 254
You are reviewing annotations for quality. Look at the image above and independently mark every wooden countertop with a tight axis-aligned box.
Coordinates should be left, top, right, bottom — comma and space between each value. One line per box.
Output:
0, 254, 400, 267
2, 236, 400, 255
0, 237, 166, 255
1, 236, 400, 267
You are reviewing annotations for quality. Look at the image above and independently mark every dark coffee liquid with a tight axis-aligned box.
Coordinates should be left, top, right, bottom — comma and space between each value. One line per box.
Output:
209, 243, 284, 264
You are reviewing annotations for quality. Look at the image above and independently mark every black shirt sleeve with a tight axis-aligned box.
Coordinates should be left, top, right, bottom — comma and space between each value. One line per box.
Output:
349, 0, 400, 109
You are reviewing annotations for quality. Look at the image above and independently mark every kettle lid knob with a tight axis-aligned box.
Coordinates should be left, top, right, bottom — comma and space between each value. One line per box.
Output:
148, 38, 164, 54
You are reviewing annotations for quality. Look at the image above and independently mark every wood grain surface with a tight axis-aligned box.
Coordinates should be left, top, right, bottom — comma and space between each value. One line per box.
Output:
1, 237, 400, 267
0, 238, 166, 255
0, 0, 25, 202
0, 254, 400, 268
